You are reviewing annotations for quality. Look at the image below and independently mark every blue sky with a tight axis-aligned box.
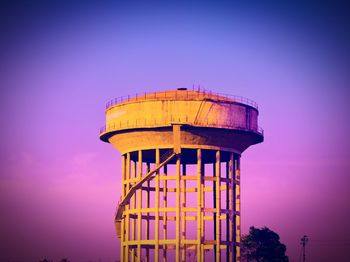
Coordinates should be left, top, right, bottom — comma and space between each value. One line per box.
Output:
1, 1, 349, 261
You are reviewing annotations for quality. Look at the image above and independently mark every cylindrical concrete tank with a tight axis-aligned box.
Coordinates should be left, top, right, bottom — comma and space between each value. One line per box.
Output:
100, 89, 263, 262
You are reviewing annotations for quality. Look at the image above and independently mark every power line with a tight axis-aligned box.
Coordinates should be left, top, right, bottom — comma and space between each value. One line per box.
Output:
308, 240, 350, 246
309, 239, 350, 243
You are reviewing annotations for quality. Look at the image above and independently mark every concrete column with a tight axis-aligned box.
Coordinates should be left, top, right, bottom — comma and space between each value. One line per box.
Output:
215, 150, 221, 262
229, 152, 235, 262
213, 159, 217, 261
181, 163, 186, 262
235, 156, 241, 262
176, 155, 181, 262
155, 149, 160, 261
201, 156, 205, 262
121, 154, 126, 262
197, 149, 202, 262
137, 150, 142, 262
125, 153, 130, 261
226, 159, 230, 262
131, 160, 136, 262
146, 162, 150, 262
162, 164, 168, 262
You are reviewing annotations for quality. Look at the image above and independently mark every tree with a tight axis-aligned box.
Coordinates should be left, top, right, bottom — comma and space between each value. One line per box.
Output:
241, 226, 289, 262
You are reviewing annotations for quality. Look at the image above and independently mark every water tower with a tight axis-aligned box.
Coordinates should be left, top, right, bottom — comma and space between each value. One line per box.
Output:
99, 88, 263, 262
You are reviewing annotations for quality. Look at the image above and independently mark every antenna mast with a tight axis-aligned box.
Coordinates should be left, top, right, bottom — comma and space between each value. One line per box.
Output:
301, 235, 308, 262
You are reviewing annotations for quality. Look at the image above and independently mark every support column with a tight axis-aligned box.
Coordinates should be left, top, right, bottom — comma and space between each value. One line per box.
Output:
197, 149, 203, 262
215, 150, 221, 262
181, 163, 187, 262
226, 159, 230, 262
137, 151, 142, 262
131, 160, 136, 262
201, 157, 205, 262
213, 160, 217, 262
125, 153, 130, 262
235, 156, 241, 262
175, 155, 181, 262
155, 149, 160, 261
146, 162, 151, 262
120, 154, 126, 262
229, 152, 235, 262
163, 164, 168, 262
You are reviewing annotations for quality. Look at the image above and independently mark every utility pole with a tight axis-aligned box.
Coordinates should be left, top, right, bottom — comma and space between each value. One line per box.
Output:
301, 235, 308, 262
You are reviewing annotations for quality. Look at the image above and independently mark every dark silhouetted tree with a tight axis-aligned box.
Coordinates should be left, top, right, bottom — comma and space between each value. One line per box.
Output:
241, 226, 289, 262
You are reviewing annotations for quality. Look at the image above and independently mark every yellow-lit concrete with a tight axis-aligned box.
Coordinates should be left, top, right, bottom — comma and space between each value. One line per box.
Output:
100, 89, 263, 262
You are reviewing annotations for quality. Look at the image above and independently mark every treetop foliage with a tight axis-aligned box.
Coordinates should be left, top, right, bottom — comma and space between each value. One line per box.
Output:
241, 226, 289, 262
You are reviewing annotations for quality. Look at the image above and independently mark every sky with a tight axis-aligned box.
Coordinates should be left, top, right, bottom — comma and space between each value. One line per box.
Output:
1, 0, 350, 261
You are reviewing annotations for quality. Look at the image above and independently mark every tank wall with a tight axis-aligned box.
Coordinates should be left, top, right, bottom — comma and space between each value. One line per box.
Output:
249, 108, 258, 131
105, 99, 258, 132
106, 100, 201, 127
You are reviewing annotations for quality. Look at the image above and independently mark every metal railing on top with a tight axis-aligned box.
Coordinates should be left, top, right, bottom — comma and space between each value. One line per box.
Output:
105, 89, 259, 110
99, 118, 264, 136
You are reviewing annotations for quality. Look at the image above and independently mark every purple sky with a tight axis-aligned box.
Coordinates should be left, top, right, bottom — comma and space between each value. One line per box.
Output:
1, 1, 350, 261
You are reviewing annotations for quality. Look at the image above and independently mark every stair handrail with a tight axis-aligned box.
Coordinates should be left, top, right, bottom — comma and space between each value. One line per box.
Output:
115, 151, 178, 221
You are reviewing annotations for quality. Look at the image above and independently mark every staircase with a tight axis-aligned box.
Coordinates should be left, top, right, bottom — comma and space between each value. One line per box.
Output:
115, 149, 178, 238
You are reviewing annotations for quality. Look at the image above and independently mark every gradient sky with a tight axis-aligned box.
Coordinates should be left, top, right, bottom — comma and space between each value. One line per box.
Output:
1, 1, 350, 261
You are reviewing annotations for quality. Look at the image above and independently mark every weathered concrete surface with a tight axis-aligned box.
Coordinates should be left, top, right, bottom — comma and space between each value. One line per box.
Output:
100, 90, 263, 153
99, 89, 264, 262
108, 126, 262, 155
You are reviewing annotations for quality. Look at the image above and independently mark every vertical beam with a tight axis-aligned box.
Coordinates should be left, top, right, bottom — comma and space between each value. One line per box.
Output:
163, 164, 168, 262
137, 151, 142, 262
201, 159, 205, 262
120, 222, 125, 262
215, 150, 221, 262
197, 149, 202, 262
213, 160, 217, 262
181, 163, 186, 262
125, 153, 131, 262
226, 160, 230, 262
235, 156, 241, 262
131, 160, 136, 262
155, 149, 160, 262
229, 152, 235, 262
173, 124, 181, 154
121, 154, 126, 262
146, 162, 151, 262
175, 155, 181, 262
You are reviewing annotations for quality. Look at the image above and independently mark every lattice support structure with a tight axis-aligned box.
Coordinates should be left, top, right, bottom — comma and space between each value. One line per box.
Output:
99, 89, 263, 262
119, 148, 241, 262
